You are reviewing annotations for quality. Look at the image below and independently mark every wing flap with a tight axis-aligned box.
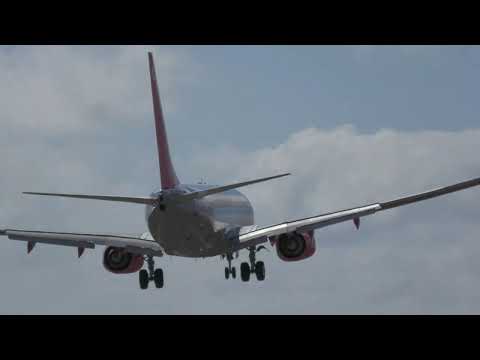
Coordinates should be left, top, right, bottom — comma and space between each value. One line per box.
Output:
1, 229, 163, 256
235, 204, 380, 250
8, 231, 96, 249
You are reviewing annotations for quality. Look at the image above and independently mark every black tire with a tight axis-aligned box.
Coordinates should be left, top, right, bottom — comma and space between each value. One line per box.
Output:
240, 262, 250, 282
139, 269, 149, 290
231, 267, 236, 279
255, 261, 265, 281
225, 267, 230, 280
154, 269, 164, 288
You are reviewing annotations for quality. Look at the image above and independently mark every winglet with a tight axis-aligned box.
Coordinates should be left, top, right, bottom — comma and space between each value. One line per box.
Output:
148, 52, 180, 190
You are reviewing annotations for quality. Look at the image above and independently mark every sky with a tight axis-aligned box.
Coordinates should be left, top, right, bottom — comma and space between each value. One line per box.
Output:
1, 45, 480, 314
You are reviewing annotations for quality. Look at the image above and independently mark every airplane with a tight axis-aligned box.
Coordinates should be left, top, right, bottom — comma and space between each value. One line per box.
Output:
2, 52, 480, 290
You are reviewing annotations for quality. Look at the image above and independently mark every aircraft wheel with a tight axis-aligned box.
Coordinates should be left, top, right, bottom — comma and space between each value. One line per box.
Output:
231, 267, 236, 279
255, 261, 265, 281
139, 269, 149, 290
154, 268, 164, 288
225, 267, 230, 280
241, 262, 250, 282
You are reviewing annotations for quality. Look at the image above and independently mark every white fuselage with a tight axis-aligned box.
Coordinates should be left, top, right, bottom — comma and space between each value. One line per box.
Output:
146, 185, 254, 257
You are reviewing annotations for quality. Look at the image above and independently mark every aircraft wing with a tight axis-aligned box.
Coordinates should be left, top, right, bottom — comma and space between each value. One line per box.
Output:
233, 176, 480, 250
0, 229, 163, 257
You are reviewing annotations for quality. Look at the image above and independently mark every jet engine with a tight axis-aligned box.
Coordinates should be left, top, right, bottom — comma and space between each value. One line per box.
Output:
103, 246, 144, 274
274, 230, 316, 262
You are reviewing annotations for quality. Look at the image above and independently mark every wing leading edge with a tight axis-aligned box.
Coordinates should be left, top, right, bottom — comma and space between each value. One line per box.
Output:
234, 175, 480, 250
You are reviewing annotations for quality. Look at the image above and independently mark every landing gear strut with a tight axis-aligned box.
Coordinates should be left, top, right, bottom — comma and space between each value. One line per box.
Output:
240, 246, 266, 282
139, 255, 164, 290
224, 253, 236, 280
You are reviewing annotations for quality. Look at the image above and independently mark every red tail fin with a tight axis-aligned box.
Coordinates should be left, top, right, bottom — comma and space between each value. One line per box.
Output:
148, 52, 180, 190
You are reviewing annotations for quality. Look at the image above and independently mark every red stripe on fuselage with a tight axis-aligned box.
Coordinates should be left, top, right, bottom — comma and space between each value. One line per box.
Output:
148, 52, 179, 190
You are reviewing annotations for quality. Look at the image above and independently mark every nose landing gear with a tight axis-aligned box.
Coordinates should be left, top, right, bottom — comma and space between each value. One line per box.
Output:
139, 255, 164, 290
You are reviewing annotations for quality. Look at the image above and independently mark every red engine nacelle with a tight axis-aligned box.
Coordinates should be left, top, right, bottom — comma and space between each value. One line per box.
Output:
273, 231, 316, 262
103, 247, 144, 274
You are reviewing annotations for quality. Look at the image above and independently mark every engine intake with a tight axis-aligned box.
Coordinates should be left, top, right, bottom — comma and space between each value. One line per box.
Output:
103, 247, 144, 274
275, 231, 316, 262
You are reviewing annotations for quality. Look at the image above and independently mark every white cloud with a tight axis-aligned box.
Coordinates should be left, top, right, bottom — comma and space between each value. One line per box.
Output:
0, 45, 184, 135
3, 122, 480, 314
174, 125, 480, 314
0, 45, 191, 231
187, 125, 480, 227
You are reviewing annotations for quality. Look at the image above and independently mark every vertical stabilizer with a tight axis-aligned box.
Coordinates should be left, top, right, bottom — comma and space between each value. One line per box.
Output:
148, 52, 180, 190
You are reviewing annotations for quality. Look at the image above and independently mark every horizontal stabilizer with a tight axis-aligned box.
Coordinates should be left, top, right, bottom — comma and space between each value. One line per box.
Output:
177, 173, 291, 202
23, 173, 291, 205
23, 192, 157, 205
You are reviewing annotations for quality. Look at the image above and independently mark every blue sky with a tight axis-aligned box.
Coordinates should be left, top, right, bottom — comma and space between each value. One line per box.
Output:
166, 45, 480, 148
150, 45, 480, 183
1, 46, 480, 314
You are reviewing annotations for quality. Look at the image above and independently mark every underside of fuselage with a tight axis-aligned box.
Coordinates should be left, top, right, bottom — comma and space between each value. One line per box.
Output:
146, 186, 254, 258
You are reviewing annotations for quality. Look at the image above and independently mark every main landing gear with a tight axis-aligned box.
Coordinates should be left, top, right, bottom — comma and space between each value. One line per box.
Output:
224, 252, 237, 280
240, 246, 266, 282
139, 255, 164, 290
